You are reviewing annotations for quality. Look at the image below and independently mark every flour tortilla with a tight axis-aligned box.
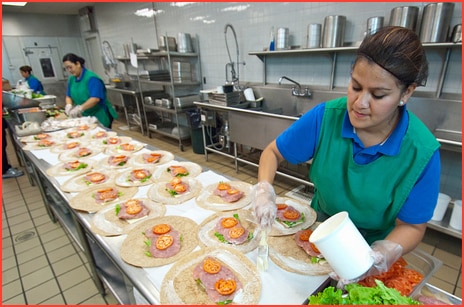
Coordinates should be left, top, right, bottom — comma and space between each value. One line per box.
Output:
105, 140, 145, 155
268, 222, 332, 275
68, 183, 138, 213
60, 168, 116, 192
90, 198, 166, 236
160, 246, 261, 304
269, 196, 317, 236
120, 216, 199, 267
151, 161, 202, 182
147, 178, 202, 205
196, 181, 252, 211
46, 159, 94, 177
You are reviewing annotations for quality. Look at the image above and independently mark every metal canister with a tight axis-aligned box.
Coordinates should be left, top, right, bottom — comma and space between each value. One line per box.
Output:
389, 6, 419, 30
276, 27, 290, 50
419, 2, 455, 43
306, 23, 321, 48
177, 32, 193, 53
451, 24, 462, 43
366, 16, 384, 36
322, 15, 346, 48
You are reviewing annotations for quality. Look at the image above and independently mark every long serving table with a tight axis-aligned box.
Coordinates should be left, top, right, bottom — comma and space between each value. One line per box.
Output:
8, 120, 329, 305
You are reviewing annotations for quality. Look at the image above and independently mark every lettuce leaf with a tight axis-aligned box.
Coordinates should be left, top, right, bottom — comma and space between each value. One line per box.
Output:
308, 280, 420, 305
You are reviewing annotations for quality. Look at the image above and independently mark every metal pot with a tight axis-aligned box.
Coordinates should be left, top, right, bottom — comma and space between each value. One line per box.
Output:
177, 32, 193, 53
451, 24, 462, 43
419, 2, 455, 43
158, 36, 177, 52
389, 6, 419, 30
276, 27, 290, 50
366, 16, 384, 36
322, 15, 346, 48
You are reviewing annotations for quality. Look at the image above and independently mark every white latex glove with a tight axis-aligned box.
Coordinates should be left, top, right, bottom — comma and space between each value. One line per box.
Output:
330, 240, 403, 289
69, 105, 83, 118
65, 104, 73, 115
251, 181, 277, 230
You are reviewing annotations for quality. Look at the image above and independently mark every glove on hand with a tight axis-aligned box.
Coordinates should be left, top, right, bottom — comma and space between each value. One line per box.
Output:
69, 105, 83, 118
65, 104, 73, 115
330, 240, 403, 289
251, 181, 277, 230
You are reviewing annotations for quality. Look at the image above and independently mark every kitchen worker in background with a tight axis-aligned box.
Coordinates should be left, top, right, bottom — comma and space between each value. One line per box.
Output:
19, 65, 46, 95
62, 53, 118, 128
2, 118, 24, 179
252, 26, 440, 285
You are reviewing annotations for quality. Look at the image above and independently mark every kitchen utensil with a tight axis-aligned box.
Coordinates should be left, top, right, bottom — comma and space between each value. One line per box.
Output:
420, 2, 455, 43
431, 193, 451, 221
389, 6, 419, 30
276, 27, 290, 50
13, 107, 47, 124
306, 23, 321, 48
257, 226, 269, 271
449, 200, 462, 230
310, 211, 374, 280
158, 36, 177, 52
177, 32, 193, 53
366, 16, 384, 36
451, 24, 462, 43
322, 15, 346, 48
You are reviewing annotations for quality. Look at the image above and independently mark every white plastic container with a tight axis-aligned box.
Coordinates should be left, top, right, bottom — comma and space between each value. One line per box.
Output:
309, 211, 373, 280
449, 200, 462, 231
431, 193, 451, 221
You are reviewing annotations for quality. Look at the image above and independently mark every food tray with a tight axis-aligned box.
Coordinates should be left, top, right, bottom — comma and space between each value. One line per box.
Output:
302, 248, 442, 304
413, 283, 462, 305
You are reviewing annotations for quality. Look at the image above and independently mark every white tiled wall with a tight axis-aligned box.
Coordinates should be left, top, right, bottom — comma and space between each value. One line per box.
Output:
93, 2, 462, 93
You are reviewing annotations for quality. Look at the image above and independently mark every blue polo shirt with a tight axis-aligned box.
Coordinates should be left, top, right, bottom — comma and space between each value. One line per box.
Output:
66, 68, 105, 102
25, 75, 45, 94
276, 102, 441, 224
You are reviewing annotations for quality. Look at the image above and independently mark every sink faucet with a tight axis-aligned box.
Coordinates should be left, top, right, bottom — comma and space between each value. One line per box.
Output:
278, 76, 311, 97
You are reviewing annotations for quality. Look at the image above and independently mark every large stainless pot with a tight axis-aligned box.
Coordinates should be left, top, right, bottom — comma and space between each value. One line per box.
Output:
419, 2, 455, 43
322, 15, 346, 48
158, 36, 177, 52
389, 6, 419, 30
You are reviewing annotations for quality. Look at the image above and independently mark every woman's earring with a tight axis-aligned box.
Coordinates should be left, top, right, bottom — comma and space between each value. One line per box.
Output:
399, 100, 404, 106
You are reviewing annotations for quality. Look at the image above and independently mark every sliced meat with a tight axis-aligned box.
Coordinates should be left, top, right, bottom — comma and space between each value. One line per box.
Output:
276, 205, 301, 222
76, 147, 92, 157
106, 137, 121, 145
117, 200, 150, 220
168, 165, 189, 177
193, 257, 243, 304
108, 155, 129, 166
213, 188, 229, 197
295, 229, 320, 257
215, 218, 249, 245
142, 153, 162, 164
221, 190, 244, 203
93, 187, 119, 203
129, 169, 151, 182
63, 160, 85, 171
148, 229, 181, 258
165, 178, 190, 194
84, 172, 108, 184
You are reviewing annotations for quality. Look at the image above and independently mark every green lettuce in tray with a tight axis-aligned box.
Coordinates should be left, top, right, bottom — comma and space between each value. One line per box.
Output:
308, 279, 421, 305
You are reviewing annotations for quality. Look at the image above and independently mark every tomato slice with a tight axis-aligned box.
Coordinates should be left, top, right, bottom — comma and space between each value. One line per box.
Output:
155, 234, 173, 250
152, 223, 171, 235
203, 257, 222, 274
228, 226, 245, 239
299, 229, 312, 241
283, 209, 300, 220
221, 217, 238, 228
215, 279, 237, 295
276, 203, 288, 210
124, 199, 142, 215
217, 182, 231, 191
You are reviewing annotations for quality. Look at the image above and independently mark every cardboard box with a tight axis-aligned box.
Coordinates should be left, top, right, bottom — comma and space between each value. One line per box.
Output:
2, 78, 12, 91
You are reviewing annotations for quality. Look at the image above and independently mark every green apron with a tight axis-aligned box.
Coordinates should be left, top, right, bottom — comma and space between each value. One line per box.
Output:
67, 69, 118, 128
309, 97, 440, 244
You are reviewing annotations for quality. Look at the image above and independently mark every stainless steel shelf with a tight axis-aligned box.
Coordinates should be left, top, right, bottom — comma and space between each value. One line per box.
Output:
427, 203, 462, 239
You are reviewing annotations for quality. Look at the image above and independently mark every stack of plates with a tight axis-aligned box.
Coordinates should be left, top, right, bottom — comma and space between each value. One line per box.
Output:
208, 91, 242, 106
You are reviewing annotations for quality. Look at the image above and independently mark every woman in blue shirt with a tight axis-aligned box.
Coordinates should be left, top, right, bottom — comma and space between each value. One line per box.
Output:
19, 65, 45, 94
252, 27, 440, 285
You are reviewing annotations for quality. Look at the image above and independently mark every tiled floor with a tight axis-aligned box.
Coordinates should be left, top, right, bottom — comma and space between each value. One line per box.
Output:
2, 119, 462, 304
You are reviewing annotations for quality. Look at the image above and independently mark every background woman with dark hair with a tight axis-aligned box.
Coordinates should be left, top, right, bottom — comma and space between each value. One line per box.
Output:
19, 65, 45, 94
62, 53, 118, 128
252, 26, 440, 284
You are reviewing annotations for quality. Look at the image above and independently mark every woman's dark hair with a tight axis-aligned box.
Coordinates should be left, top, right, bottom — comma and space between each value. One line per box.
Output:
19, 65, 32, 74
62, 53, 85, 66
356, 26, 428, 88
